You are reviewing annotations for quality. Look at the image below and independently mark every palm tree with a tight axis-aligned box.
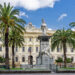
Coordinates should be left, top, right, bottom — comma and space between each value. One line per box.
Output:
0, 3, 26, 69
9, 28, 25, 68
69, 22, 75, 38
69, 22, 75, 27
51, 29, 75, 67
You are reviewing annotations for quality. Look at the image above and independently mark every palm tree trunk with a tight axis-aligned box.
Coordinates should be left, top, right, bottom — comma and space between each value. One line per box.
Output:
12, 42, 15, 68
5, 27, 9, 69
63, 41, 67, 68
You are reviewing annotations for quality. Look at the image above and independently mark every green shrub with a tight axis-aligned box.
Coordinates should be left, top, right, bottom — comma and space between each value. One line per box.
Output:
66, 58, 72, 63
0, 57, 5, 63
56, 57, 63, 63
56, 57, 72, 63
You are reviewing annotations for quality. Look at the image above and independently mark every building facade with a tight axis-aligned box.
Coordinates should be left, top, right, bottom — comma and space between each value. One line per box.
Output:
0, 21, 75, 67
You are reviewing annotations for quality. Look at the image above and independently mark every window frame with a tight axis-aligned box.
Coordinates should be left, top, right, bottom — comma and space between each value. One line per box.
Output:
28, 47, 32, 52
36, 47, 38, 52
0, 46, 2, 51
15, 57, 18, 62
22, 47, 25, 52
22, 57, 25, 62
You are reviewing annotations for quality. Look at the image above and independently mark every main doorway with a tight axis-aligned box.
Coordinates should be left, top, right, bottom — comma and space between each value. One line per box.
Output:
28, 55, 33, 65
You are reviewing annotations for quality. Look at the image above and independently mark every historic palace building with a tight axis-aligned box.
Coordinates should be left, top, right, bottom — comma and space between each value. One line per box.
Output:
0, 20, 75, 67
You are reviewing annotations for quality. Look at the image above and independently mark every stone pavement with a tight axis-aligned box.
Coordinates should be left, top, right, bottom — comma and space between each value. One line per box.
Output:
0, 73, 75, 75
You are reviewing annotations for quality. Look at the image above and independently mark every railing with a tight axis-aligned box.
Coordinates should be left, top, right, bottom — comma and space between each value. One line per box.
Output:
20, 64, 50, 71
50, 63, 75, 72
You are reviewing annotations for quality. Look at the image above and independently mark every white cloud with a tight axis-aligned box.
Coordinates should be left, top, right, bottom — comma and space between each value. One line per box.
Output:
71, 28, 75, 31
58, 13, 67, 21
15, 11, 29, 18
0, 0, 60, 10
20, 12, 29, 18
48, 28, 52, 30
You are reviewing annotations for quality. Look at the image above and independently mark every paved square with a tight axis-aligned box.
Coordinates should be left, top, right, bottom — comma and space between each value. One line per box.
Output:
0, 73, 75, 75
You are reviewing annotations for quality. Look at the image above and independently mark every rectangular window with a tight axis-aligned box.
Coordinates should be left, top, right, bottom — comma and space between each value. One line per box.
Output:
16, 47, 18, 52
0, 37, 1, 41
28, 47, 32, 52
15, 57, 18, 62
29, 38, 32, 41
22, 57, 25, 62
24, 38, 25, 42
71, 57, 74, 62
51, 49, 53, 52
57, 45, 60, 52
22, 47, 25, 52
66, 49, 67, 52
0, 47, 2, 51
36, 38, 38, 42
71, 48, 74, 52
36, 47, 38, 52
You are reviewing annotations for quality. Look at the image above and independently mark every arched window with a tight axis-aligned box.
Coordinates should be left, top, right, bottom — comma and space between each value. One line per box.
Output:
28, 47, 32, 52
15, 57, 18, 62
22, 57, 25, 62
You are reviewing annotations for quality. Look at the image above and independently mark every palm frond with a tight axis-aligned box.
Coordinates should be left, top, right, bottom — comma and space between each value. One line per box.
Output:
69, 22, 75, 27
10, 9, 19, 17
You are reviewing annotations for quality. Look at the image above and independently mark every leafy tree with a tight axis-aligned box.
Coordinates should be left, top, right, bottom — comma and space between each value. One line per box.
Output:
69, 22, 75, 27
0, 3, 25, 69
9, 28, 25, 68
51, 29, 75, 67
69, 22, 75, 38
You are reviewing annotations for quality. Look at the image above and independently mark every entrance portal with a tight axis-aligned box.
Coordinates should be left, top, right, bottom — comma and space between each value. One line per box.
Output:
28, 56, 33, 65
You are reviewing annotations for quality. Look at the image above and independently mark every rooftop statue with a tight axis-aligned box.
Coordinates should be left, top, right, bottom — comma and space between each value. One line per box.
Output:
41, 19, 47, 35
42, 19, 46, 26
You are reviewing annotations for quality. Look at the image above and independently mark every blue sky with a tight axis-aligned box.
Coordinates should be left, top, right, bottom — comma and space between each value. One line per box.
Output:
1, 0, 75, 30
